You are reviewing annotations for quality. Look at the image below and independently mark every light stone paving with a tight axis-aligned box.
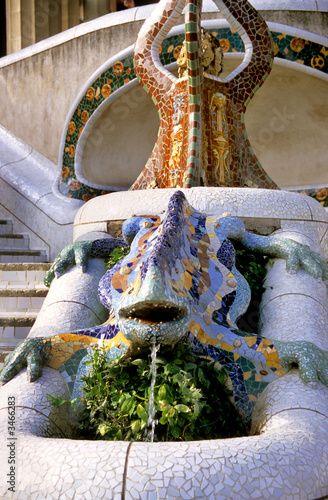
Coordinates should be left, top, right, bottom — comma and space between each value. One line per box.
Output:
0, 188, 327, 499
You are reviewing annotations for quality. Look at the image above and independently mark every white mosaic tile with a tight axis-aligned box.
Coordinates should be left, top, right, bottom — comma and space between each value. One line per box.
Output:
75, 188, 327, 230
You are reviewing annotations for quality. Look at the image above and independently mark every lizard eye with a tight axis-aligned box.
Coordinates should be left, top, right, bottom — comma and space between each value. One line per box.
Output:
120, 265, 132, 275
122, 217, 155, 244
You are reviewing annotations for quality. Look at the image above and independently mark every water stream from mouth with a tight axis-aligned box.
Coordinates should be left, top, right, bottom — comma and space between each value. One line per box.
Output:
145, 341, 160, 442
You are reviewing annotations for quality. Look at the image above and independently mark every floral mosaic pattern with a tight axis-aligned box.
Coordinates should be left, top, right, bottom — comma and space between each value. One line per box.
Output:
59, 54, 135, 201
273, 33, 328, 71
299, 186, 328, 208
59, 30, 328, 200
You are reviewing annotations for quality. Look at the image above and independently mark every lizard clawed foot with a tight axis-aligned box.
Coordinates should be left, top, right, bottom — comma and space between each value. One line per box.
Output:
0, 338, 50, 385
274, 339, 328, 388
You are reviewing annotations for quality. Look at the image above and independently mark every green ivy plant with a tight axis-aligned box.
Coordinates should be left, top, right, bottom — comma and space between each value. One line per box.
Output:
74, 341, 247, 442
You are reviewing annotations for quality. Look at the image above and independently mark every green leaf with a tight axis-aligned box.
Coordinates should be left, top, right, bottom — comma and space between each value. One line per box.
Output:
136, 404, 148, 423
131, 358, 145, 366
168, 416, 177, 427
184, 362, 197, 371
135, 394, 147, 401
74, 338, 247, 442
194, 400, 200, 417
197, 367, 207, 385
121, 397, 134, 415
105, 246, 130, 269
101, 397, 108, 408
168, 407, 176, 418
155, 357, 167, 364
181, 385, 191, 397
174, 404, 190, 413
128, 401, 136, 418
131, 419, 141, 435
98, 423, 108, 436
161, 405, 171, 418
158, 384, 167, 399
172, 372, 185, 385
83, 359, 94, 366
170, 425, 180, 437
166, 363, 180, 374
48, 395, 69, 407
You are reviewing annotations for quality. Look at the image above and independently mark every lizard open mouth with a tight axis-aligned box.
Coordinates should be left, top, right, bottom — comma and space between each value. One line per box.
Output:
118, 301, 189, 346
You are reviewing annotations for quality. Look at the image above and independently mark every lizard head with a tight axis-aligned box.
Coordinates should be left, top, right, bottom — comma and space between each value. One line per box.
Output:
98, 191, 239, 347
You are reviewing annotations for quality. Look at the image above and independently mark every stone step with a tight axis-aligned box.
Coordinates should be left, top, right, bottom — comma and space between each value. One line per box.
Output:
0, 314, 38, 351
0, 287, 48, 297
0, 233, 30, 249
0, 286, 48, 313
0, 325, 36, 351
0, 262, 52, 271
0, 220, 13, 235
0, 313, 38, 326
0, 293, 47, 313
0, 347, 13, 359
0, 220, 51, 354
0, 261, 51, 353
0, 249, 48, 263
0, 263, 51, 288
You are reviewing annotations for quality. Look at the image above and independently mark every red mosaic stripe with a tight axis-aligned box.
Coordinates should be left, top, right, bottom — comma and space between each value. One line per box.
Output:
132, 0, 186, 189
184, 0, 202, 188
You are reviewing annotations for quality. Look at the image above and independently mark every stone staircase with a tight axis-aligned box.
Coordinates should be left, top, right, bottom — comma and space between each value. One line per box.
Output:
0, 219, 51, 366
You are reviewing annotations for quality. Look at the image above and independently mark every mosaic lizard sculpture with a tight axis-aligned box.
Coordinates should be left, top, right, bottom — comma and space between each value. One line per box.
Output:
131, 0, 277, 189
1, 191, 328, 424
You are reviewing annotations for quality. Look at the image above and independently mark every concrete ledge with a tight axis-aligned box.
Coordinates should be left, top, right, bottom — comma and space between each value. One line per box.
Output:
0, 125, 82, 260
0, 315, 37, 327
0, 0, 326, 70
74, 187, 328, 236
0, 263, 52, 271
0, 288, 48, 297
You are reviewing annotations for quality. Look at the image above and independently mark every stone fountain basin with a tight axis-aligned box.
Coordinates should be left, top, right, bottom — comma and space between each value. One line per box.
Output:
1, 187, 328, 499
